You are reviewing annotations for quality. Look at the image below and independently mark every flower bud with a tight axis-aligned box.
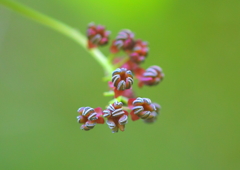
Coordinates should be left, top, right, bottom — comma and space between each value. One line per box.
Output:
141, 66, 164, 86
103, 101, 128, 133
129, 40, 149, 64
110, 29, 135, 53
131, 97, 156, 120
77, 107, 104, 131
103, 101, 124, 117
87, 22, 110, 49
77, 107, 97, 121
112, 68, 133, 91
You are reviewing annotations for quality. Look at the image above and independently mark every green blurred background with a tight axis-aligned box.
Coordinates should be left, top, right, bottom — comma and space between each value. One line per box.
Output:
0, 0, 239, 169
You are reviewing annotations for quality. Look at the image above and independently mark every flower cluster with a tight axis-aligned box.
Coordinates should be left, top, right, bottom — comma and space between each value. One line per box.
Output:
77, 23, 165, 133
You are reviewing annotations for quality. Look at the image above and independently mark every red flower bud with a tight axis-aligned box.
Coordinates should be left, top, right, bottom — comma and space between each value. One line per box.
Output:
87, 22, 110, 49
138, 65, 164, 87
103, 101, 128, 133
112, 68, 133, 91
129, 97, 156, 121
103, 101, 124, 117
129, 40, 149, 64
110, 30, 135, 53
77, 107, 104, 131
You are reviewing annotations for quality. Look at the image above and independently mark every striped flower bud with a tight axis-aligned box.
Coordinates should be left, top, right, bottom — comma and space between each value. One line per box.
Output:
143, 103, 161, 123
112, 68, 134, 91
77, 107, 104, 131
110, 29, 135, 53
103, 101, 124, 117
80, 121, 96, 131
77, 107, 98, 121
87, 22, 110, 49
103, 101, 128, 133
129, 40, 149, 64
140, 66, 164, 86
131, 97, 156, 120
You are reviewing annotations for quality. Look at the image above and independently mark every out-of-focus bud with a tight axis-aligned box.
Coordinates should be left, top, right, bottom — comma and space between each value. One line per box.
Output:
110, 29, 135, 53
129, 40, 149, 64
87, 22, 110, 49
139, 65, 164, 87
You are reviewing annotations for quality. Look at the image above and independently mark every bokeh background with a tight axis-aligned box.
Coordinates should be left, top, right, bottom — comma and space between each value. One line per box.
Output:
0, 0, 239, 169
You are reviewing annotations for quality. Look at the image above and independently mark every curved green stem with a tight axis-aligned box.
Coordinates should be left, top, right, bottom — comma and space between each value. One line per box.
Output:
0, 0, 114, 75
103, 91, 114, 97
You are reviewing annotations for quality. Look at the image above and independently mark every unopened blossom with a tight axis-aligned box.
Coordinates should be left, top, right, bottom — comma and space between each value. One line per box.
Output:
138, 65, 164, 87
77, 107, 104, 131
110, 29, 135, 53
128, 97, 156, 121
87, 22, 110, 49
112, 68, 134, 91
103, 101, 128, 133
129, 40, 149, 64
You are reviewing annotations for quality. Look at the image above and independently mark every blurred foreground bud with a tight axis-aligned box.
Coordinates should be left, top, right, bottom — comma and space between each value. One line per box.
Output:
130, 40, 149, 64
138, 65, 164, 87
87, 22, 110, 49
110, 29, 135, 53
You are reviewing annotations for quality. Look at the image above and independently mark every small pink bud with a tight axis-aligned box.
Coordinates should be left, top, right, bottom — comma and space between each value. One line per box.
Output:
110, 30, 135, 53
87, 22, 110, 49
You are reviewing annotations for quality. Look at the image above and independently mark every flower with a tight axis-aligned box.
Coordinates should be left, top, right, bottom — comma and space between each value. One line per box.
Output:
103, 101, 128, 133
87, 22, 111, 49
110, 29, 135, 53
128, 97, 156, 121
77, 107, 104, 131
129, 40, 149, 64
112, 68, 134, 91
138, 65, 164, 87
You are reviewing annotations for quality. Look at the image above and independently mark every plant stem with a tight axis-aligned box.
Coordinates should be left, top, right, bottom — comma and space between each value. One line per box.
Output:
0, 0, 114, 75
103, 91, 114, 97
